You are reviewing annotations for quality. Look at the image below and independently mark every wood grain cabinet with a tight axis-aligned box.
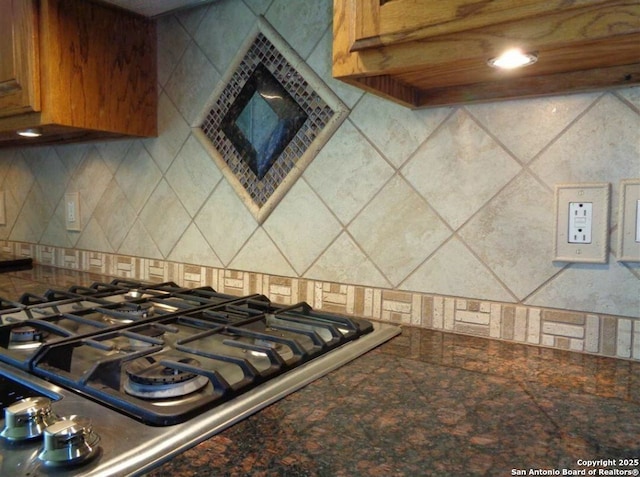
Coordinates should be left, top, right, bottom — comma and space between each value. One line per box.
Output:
333, 0, 640, 108
0, 0, 156, 146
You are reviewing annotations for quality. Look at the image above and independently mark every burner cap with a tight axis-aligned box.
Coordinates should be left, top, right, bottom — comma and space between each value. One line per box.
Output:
102, 303, 153, 324
10, 326, 43, 342
123, 356, 208, 399
125, 356, 199, 385
9, 326, 47, 349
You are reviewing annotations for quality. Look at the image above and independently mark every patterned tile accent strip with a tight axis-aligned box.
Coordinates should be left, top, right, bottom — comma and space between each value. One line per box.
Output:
2, 240, 638, 362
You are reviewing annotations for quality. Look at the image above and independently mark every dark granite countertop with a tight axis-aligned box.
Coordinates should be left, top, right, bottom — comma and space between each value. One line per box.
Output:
1, 267, 638, 477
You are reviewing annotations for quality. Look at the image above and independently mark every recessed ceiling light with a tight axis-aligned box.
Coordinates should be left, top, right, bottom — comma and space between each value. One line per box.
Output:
488, 49, 538, 69
16, 128, 42, 138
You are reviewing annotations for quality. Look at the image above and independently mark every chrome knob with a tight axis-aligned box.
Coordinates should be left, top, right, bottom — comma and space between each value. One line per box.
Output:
38, 415, 99, 466
1, 396, 57, 441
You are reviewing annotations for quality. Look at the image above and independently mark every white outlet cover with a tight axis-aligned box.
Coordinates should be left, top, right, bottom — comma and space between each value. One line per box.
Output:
617, 178, 640, 262
553, 183, 610, 263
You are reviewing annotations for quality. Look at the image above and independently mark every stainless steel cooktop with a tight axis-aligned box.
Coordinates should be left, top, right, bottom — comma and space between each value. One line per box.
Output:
0, 279, 400, 476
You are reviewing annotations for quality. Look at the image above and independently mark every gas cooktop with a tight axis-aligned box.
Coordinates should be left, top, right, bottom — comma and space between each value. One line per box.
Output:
0, 279, 400, 476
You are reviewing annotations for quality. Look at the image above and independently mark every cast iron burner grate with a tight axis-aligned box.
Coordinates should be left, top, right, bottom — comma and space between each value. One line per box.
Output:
0, 280, 373, 426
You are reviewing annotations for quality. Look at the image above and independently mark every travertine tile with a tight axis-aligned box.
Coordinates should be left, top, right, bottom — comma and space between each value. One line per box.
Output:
263, 180, 341, 275
139, 179, 191, 257
95, 139, 133, 176
229, 228, 296, 277
114, 140, 162, 214
39, 207, 74, 248
92, 181, 137, 251
349, 93, 452, 168
400, 237, 513, 302
585, 315, 600, 353
77, 219, 114, 253
514, 307, 527, 341
166, 134, 222, 217
403, 109, 521, 229
265, 0, 331, 59
444, 298, 455, 330
467, 92, 597, 163
527, 308, 541, 344
27, 146, 71, 208
165, 41, 220, 125
544, 310, 585, 325
0, 191, 18, 241
349, 175, 450, 286
617, 319, 633, 358
157, 14, 191, 87
194, 0, 255, 73
601, 316, 617, 356
195, 180, 258, 266
244, 0, 273, 15
542, 322, 584, 339
306, 232, 391, 288
143, 93, 191, 173
459, 173, 556, 300
4, 154, 35, 221
526, 257, 640, 318
617, 85, 640, 110
489, 304, 501, 338
118, 220, 163, 260
304, 120, 393, 224
0, 148, 20, 184
69, 147, 112, 226
531, 93, 640, 217
10, 184, 51, 243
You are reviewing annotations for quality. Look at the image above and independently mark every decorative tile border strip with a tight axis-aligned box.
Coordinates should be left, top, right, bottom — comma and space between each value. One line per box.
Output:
4, 241, 639, 361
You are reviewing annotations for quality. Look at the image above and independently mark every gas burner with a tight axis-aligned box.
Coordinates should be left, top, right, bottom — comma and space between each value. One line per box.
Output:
102, 303, 154, 325
123, 356, 209, 399
8, 325, 47, 350
124, 289, 145, 300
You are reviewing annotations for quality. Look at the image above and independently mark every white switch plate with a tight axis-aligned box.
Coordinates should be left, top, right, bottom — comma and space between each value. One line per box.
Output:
65, 192, 81, 232
617, 179, 640, 262
0, 191, 5, 226
553, 183, 609, 263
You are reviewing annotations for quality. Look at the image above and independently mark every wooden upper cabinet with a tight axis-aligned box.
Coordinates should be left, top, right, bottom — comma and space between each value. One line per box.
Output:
0, 0, 157, 146
334, 0, 640, 108
0, 0, 40, 118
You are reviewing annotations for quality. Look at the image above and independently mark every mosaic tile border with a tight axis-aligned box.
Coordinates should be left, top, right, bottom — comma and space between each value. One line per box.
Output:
4, 241, 639, 362
194, 16, 348, 223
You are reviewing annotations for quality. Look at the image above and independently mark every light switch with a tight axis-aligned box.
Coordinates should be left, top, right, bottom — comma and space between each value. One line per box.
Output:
617, 179, 640, 262
553, 183, 609, 263
0, 191, 5, 226
65, 192, 81, 232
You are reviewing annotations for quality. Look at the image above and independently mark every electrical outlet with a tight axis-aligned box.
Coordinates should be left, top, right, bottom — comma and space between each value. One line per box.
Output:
0, 191, 5, 226
553, 183, 609, 263
617, 179, 640, 262
568, 202, 592, 243
65, 192, 81, 232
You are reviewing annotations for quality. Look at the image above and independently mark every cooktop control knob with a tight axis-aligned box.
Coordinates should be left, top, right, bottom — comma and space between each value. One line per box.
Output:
0, 396, 57, 441
38, 415, 100, 467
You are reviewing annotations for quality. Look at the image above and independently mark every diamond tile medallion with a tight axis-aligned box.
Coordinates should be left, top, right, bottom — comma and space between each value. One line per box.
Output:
197, 17, 348, 223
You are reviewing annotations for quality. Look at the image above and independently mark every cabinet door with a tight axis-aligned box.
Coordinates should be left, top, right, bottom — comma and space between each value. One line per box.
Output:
0, 0, 40, 117
352, 0, 613, 50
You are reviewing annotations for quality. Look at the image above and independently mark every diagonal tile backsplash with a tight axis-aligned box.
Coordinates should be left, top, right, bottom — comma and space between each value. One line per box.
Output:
0, 0, 638, 360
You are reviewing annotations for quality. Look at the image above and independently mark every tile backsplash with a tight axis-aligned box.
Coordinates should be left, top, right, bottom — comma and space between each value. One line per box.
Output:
0, 0, 638, 359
